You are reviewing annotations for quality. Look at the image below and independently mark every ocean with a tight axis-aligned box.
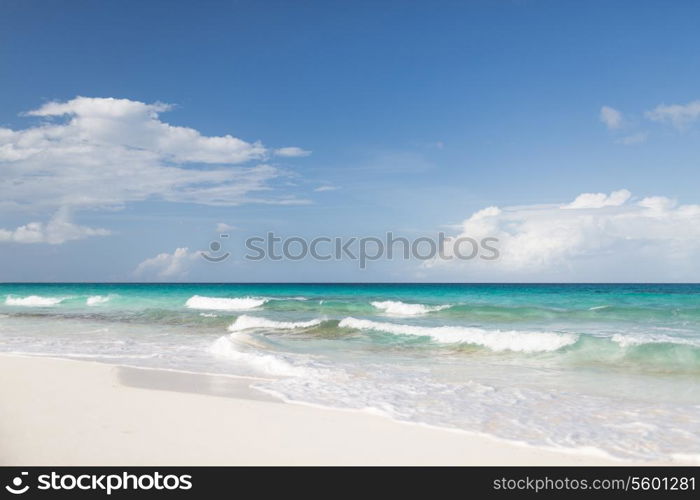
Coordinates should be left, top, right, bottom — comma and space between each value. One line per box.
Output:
1, 283, 699, 461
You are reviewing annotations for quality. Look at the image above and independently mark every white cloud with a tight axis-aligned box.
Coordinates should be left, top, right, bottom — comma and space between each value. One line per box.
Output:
216, 222, 236, 232
600, 106, 623, 130
646, 100, 700, 129
562, 189, 631, 209
0, 97, 292, 210
434, 189, 700, 280
274, 146, 311, 157
134, 247, 199, 279
23, 97, 266, 164
615, 132, 648, 145
314, 185, 338, 192
0, 210, 109, 244
0, 96, 310, 244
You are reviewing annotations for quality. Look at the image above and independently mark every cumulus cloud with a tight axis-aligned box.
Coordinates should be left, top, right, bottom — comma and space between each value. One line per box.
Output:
134, 247, 199, 279
23, 97, 266, 164
434, 189, 700, 280
0, 96, 310, 244
274, 146, 311, 157
646, 100, 700, 129
0, 97, 298, 211
600, 106, 623, 130
0, 210, 109, 244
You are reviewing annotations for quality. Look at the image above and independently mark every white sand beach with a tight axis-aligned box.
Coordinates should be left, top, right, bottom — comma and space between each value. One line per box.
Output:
0, 353, 654, 466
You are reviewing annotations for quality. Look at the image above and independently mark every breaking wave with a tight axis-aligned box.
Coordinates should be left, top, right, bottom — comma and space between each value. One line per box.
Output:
5, 295, 64, 307
338, 317, 577, 352
228, 315, 323, 332
185, 295, 268, 311
371, 300, 451, 316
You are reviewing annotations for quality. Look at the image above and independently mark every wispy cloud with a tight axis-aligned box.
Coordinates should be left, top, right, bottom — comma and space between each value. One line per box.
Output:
216, 222, 236, 232
600, 99, 700, 143
615, 132, 648, 145
314, 185, 339, 192
274, 146, 311, 157
646, 100, 700, 130
600, 106, 623, 130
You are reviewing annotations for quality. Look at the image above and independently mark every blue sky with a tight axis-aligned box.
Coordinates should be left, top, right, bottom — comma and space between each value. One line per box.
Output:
2, 0, 700, 282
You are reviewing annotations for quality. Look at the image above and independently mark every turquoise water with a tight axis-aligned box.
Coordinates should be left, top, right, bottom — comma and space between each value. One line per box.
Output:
1, 283, 699, 460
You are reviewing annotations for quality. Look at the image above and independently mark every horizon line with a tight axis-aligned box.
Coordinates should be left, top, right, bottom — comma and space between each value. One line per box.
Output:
2, 282, 699, 286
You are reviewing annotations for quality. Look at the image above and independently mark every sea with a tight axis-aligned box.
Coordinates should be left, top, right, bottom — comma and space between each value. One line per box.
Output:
1, 283, 699, 462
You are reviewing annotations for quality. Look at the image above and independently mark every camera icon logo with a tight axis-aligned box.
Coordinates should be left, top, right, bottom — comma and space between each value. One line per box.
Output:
5, 472, 29, 495
201, 234, 231, 262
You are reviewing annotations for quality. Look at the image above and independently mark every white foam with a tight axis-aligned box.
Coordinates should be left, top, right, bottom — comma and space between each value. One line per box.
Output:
228, 315, 322, 332
209, 336, 313, 377
5, 295, 64, 307
199, 312, 218, 318
371, 300, 450, 316
185, 295, 268, 311
611, 333, 700, 348
588, 305, 610, 311
338, 317, 577, 352
86, 295, 110, 306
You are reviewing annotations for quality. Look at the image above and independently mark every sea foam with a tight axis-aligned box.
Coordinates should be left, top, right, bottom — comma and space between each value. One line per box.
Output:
86, 295, 110, 306
338, 317, 577, 352
209, 336, 316, 377
611, 333, 700, 348
371, 300, 451, 316
185, 295, 268, 311
5, 295, 64, 307
228, 315, 323, 332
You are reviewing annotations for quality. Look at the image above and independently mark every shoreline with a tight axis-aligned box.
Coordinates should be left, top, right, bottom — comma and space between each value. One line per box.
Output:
0, 353, 686, 466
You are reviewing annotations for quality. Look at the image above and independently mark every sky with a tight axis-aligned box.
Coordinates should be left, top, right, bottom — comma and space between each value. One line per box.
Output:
1, 0, 700, 282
